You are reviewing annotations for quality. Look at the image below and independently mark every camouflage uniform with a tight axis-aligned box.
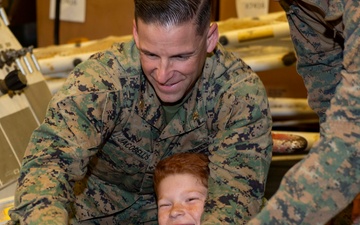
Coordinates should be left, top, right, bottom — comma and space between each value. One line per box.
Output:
9, 39, 272, 224
248, 0, 360, 224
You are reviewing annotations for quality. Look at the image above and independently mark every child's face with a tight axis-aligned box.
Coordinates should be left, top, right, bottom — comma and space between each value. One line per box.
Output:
157, 173, 208, 225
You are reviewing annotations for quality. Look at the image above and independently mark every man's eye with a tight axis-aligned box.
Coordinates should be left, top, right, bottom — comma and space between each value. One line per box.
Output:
148, 54, 157, 58
174, 55, 189, 60
143, 52, 157, 58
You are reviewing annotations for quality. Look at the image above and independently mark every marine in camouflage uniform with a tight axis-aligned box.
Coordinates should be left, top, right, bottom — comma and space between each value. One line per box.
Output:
8, 36, 272, 225
248, 0, 360, 224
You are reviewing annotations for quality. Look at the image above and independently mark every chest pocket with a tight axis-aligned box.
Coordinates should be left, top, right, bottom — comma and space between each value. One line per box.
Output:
90, 129, 152, 192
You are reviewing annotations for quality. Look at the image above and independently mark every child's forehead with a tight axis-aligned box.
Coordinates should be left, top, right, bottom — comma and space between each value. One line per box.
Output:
160, 173, 204, 186
157, 173, 208, 199
163, 173, 201, 180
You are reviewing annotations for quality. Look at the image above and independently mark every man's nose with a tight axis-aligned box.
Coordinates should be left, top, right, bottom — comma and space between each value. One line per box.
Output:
155, 59, 170, 84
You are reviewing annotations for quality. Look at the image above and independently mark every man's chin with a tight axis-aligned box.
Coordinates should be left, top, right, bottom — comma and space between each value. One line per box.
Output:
158, 95, 185, 105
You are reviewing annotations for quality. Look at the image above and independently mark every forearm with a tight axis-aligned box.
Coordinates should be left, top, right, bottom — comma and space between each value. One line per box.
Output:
9, 93, 109, 224
202, 78, 273, 224
203, 149, 271, 224
203, 132, 272, 224
9, 125, 86, 224
11, 181, 71, 225
249, 2, 360, 223
248, 132, 360, 225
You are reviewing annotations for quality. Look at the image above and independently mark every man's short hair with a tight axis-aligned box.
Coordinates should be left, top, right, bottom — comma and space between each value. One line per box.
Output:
134, 0, 211, 35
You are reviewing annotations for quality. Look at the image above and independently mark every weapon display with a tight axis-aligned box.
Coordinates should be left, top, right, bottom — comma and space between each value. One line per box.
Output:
0, 7, 52, 191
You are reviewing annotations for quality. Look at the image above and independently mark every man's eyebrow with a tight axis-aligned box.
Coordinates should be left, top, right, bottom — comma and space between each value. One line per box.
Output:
139, 48, 153, 54
139, 48, 196, 57
173, 51, 194, 57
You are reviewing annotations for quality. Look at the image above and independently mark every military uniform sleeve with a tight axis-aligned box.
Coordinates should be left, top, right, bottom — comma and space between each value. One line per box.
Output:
248, 1, 360, 224
202, 71, 273, 224
8, 56, 120, 224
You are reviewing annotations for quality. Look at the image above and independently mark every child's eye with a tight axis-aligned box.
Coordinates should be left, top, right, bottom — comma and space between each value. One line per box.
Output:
158, 203, 171, 208
187, 197, 199, 202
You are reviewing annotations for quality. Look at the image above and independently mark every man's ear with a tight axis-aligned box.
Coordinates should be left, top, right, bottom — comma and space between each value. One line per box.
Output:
206, 23, 219, 53
133, 19, 139, 47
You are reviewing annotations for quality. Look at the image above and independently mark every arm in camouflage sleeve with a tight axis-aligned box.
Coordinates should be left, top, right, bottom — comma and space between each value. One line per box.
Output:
8, 58, 120, 224
202, 71, 273, 224
248, 1, 360, 224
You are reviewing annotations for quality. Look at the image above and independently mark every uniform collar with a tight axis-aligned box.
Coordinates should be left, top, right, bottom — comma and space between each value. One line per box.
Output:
135, 75, 206, 139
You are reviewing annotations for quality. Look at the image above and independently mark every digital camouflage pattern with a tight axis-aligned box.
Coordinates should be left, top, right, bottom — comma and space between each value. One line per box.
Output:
248, 0, 360, 224
8, 39, 272, 224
